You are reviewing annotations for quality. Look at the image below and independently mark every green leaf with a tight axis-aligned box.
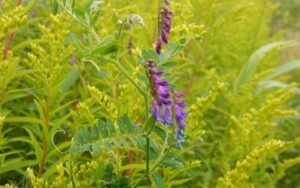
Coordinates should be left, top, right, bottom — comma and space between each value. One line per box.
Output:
264, 59, 300, 80
1, 89, 30, 104
60, 68, 80, 92
151, 172, 166, 188
259, 81, 300, 94
143, 116, 156, 134
98, 120, 109, 138
142, 49, 156, 61
153, 126, 167, 139
92, 143, 101, 155
69, 144, 79, 154
168, 178, 193, 186
91, 125, 99, 141
162, 159, 184, 168
103, 140, 112, 150
3, 116, 41, 124
107, 120, 116, 136
79, 144, 90, 152
234, 40, 297, 89
90, 41, 119, 56
159, 38, 190, 63
0, 159, 37, 174
165, 152, 185, 164
159, 43, 177, 63
77, 128, 89, 145
117, 115, 126, 134
158, 61, 178, 69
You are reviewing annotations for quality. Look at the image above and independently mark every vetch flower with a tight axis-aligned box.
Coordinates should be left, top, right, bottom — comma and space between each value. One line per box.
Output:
145, 0, 188, 150
91, 0, 104, 13
174, 129, 185, 150
146, 59, 173, 124
155, 0, 173, 55
126, 14, 144, 28
173, 91, 187, 130
161, 6, 172, 44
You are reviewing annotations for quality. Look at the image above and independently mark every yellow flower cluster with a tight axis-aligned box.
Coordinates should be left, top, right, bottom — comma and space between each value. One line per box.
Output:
88, 85, 118, 120
23, 13, 74, 88
216, 140, 286, 188
72, 98, 97, 127
26, 155, 113, 188
0, 6, 27, 41
275, 156, 300, 181
229, 84, 296, 158
0, 57, 19, 92
187, 82, 226, 138
172, 23, 206, 40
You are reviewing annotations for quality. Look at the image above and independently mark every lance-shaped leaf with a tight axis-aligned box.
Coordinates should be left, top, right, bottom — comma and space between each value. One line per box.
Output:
234, 41, 297, 90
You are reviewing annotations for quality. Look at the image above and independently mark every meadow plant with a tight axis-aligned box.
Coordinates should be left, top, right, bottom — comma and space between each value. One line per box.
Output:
0, 0, 300, 187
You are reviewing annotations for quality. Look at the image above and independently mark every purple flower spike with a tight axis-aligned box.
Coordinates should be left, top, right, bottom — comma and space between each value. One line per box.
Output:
145, 0, 188, 149
174, 91, 188, 130
155, 1, 173, 55
147, 59, 173, 125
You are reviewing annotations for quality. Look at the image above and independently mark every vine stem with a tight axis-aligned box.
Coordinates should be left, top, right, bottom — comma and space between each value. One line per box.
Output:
109, 59, 149, 118
150, 127, 169, 172
146, 135, 150, 175
70, 161, 76, 188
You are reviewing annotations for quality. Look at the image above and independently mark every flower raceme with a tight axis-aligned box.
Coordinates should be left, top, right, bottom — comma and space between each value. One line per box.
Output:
146, 0, 187, 149
156, 0, 173, 54
147, 59, 173, 124
146, 59, 187, 130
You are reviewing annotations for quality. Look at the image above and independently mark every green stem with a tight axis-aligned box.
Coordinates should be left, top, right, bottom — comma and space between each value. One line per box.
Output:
146, 136, 150, 175
112, 59, 148, 117
117, 20, 126, 40
70, 161, 76, 188
150, 127, 169, 172
113, 61, 145, 96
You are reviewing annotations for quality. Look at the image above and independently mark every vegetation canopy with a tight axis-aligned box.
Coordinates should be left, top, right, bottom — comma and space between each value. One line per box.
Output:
0, 0, 300, 187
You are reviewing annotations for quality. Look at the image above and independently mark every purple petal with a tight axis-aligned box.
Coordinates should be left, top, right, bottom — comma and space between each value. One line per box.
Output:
153, 76, 169, 86
157, 86, 170, 98
161, 30, 168, 44
174, 91, 184, 98
176, 101, 186, 108
149, 69, 164, 76
175, 105, 187, 119
152, 100, 160, 121
176, 119, 187, 129
156, 39, 162, 55
147, 59, 157, 68
161, 107, 173, 124
159, 97, 172, 105
176, 130, 185, 139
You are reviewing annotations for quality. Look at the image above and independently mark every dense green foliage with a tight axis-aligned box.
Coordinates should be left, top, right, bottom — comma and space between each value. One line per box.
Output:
0, 0, 300, 187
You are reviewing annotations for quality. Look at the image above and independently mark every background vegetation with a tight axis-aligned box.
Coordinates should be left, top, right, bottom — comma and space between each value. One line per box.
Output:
0, 0, 300, 187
